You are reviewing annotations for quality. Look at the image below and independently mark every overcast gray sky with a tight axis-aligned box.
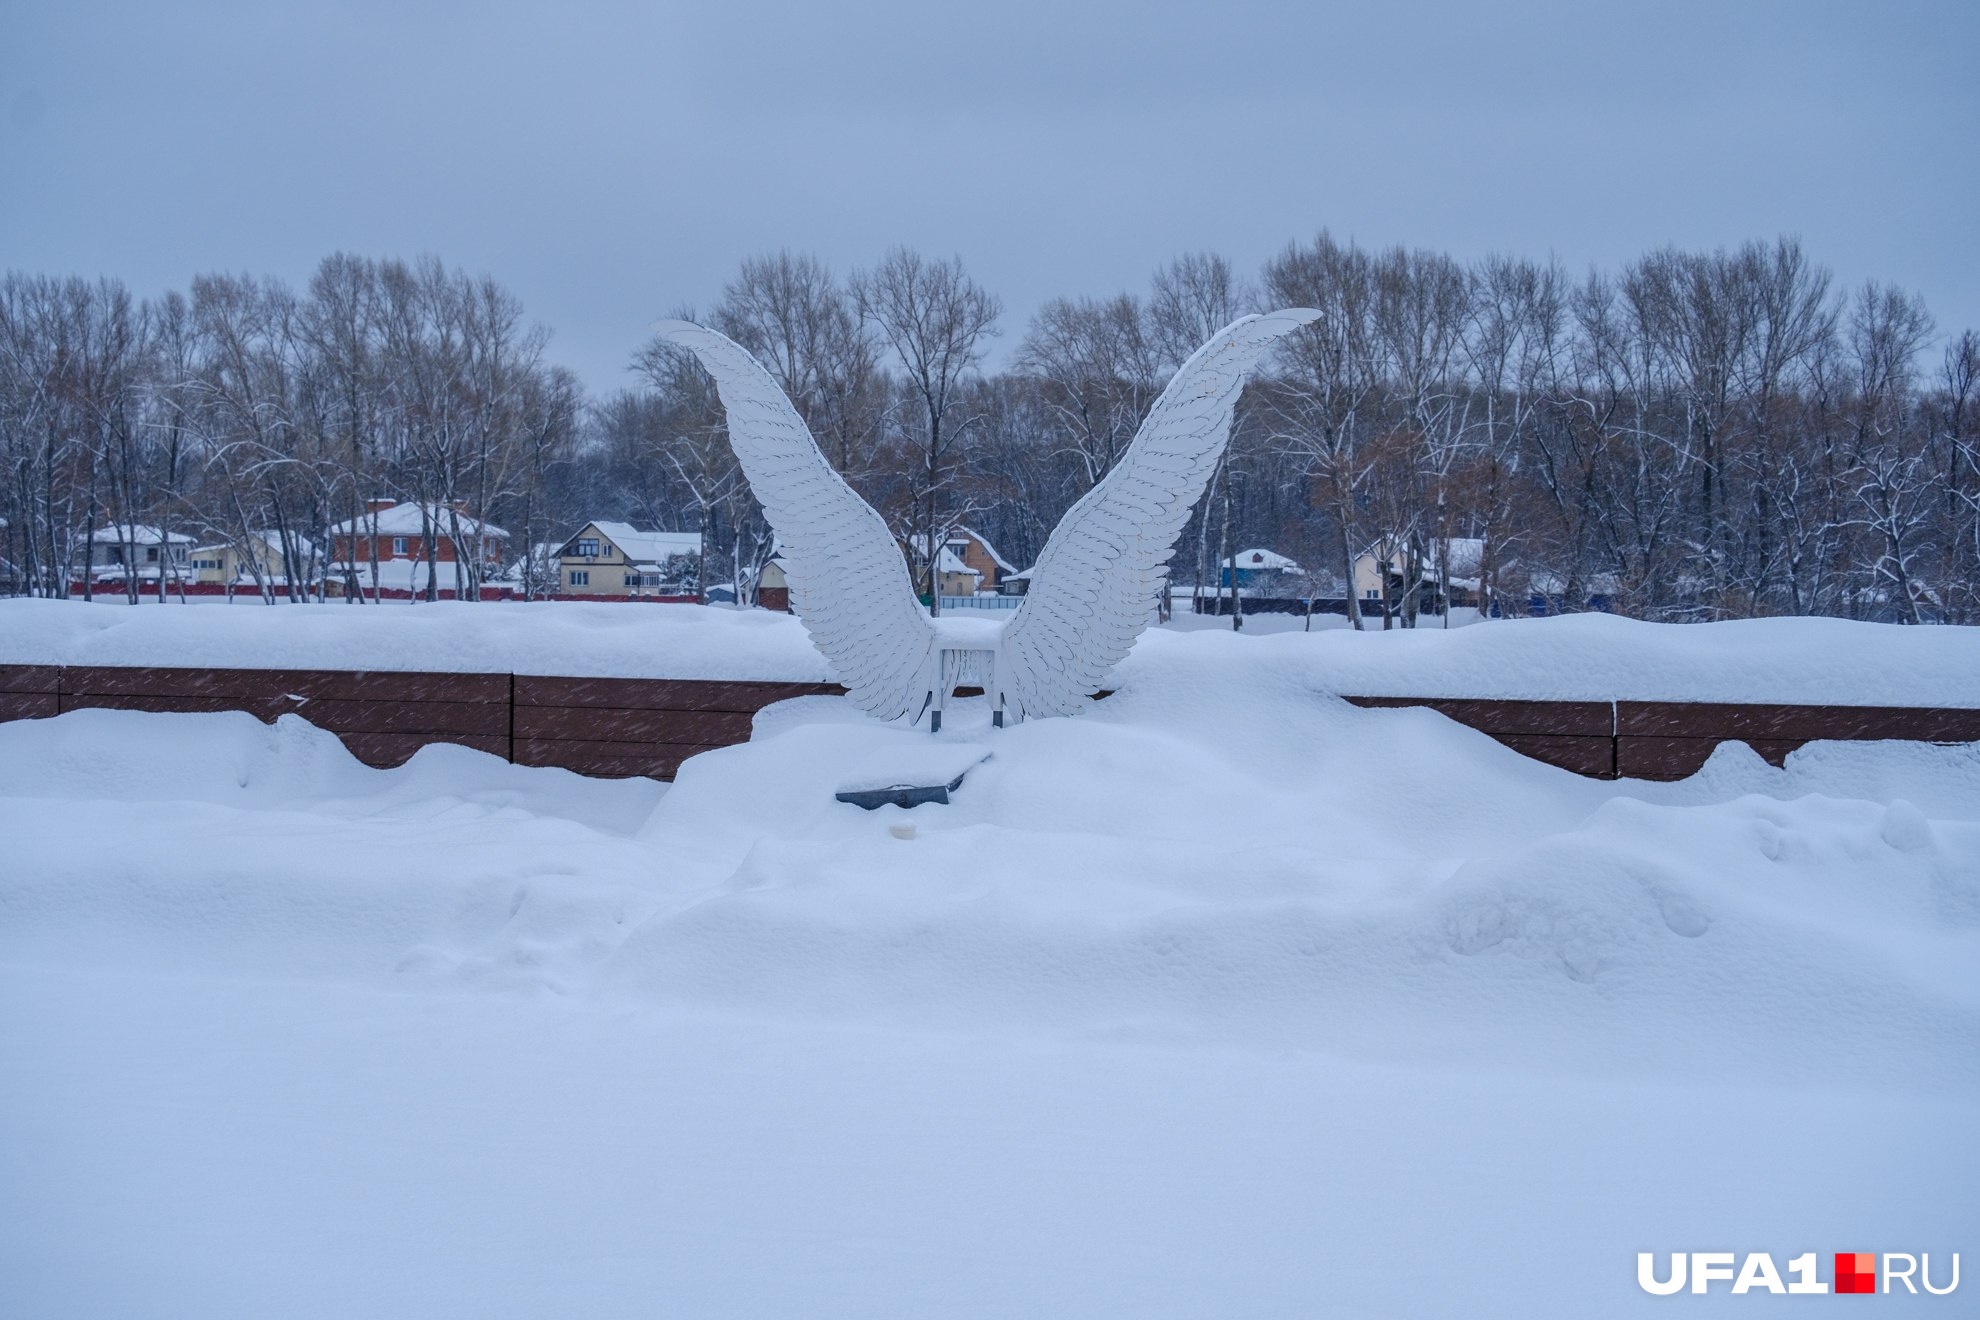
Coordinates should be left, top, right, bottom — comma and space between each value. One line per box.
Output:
4, 0, 1974, 392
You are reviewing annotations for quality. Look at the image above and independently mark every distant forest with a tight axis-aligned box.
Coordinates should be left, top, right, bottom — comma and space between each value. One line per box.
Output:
3, 236, 1976, 624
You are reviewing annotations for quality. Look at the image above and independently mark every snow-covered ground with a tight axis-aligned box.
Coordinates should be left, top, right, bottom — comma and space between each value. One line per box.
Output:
2, 611, 1978, 1314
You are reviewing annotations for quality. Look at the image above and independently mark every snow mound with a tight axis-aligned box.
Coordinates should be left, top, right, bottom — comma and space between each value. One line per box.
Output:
608, 666, 1980, 1085
7, 627, 1976, 1093
1122, 611, 1980, 705
0, 711, 666, 985
0, 597, 832, 681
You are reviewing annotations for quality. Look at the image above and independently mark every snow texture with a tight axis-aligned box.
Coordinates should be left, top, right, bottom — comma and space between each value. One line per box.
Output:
0, 596, 836, 681
1, 634, 1977, 1314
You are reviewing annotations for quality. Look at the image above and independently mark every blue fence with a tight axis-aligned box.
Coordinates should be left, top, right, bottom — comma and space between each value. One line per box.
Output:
937, 594, 1020, 610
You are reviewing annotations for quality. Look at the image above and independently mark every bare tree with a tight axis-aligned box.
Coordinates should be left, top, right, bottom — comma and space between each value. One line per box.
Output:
1150, 252, 1251, 616
853, 248, 1001, 614
1261, 233, 1382, 629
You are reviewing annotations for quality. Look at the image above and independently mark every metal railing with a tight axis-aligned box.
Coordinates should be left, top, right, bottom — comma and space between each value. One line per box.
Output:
937, 594, 1020, 610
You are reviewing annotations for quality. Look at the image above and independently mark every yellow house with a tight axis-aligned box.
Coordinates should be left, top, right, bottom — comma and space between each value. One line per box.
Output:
189, 532, 317, 589
557, 521, 700, 597
1353, 537, 1485, 610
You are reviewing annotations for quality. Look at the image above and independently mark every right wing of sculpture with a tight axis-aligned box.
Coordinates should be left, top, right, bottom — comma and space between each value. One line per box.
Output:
655, 321, 937, 721
1000, 308, 1321, 718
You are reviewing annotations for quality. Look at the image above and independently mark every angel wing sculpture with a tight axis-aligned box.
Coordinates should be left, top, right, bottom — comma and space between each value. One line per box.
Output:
657, 307, 1320, 729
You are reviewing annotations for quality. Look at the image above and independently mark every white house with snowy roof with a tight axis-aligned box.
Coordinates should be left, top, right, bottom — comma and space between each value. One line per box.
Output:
1220, 547, 1302, 590
82, 524, 194, 585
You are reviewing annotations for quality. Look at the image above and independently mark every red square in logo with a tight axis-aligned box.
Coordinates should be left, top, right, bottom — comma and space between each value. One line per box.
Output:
1836, 1253, 1876, 1294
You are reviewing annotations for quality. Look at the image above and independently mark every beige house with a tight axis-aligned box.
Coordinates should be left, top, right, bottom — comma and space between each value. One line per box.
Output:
557, 521, 700, 597
930, 545, 982, 598
1354, 537, 1485, 609
910, 527, 1015, 599
190, 532, 318, 590
946, 526, 1015, 593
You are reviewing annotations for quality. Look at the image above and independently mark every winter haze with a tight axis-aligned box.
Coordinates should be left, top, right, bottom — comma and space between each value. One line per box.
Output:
2, 0, 1975, 391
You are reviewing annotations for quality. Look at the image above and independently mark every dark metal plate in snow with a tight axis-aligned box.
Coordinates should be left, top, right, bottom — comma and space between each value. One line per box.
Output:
835, 771, 969, 811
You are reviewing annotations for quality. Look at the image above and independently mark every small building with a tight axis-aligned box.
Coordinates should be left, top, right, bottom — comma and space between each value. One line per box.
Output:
556, 521, 700, 598
755, 558, 790, 611
190, 531, 319, 593
505, 541, 564, 597
1356, 538, 1488, 612
327, 499, 509, 571
947, 526, 1016, 593
81, 524, 193, 589
1221, 547, 1301, 590
1522, 571, 1617, 617
932, 545, 981, 598
759, 543, 986, 612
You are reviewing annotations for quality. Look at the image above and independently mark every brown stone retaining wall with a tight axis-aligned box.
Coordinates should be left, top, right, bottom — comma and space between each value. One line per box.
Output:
3, 664, 1975, 782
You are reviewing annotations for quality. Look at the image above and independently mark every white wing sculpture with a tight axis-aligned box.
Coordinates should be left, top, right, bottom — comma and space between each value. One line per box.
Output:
657, 307, 1319, 728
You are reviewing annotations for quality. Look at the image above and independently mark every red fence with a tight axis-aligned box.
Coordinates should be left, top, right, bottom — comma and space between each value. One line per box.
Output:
2, 664, 1975, 782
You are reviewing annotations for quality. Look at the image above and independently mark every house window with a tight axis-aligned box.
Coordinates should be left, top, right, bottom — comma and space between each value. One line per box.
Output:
145, 547, 160, 562
1365, 588, 1380, 600
576, 537, 600, 557
624, 572, 638, 588
569, 569, 589, 587
391, 536, 408, 557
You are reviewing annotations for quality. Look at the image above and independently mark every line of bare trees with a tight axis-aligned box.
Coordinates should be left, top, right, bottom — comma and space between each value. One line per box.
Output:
6, 237, 1976, 623
0, 255, 579, 602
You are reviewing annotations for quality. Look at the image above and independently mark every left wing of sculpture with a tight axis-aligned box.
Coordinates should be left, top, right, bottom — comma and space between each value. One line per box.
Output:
999, 308, 1321, 718
655, 321, 939, 721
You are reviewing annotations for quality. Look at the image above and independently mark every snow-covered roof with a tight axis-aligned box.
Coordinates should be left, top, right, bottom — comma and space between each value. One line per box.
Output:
506, 541, 563, 576
327, 502, 509, 540
327, 559, 505, 592
88, 524, 194, 545
266, 530, 316, 558
935, 547, 981, 578
218, 531, 318, 559
582, 522, 700, 567
1226, 548, 1300, 572
1435, 537, 1485, 578
952, 526, 1016, 574
192, 534, 318, 565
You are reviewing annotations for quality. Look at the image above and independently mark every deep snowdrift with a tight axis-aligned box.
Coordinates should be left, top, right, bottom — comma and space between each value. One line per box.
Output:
3, 644, 1975, 1085
3, 634, 1976, 1316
